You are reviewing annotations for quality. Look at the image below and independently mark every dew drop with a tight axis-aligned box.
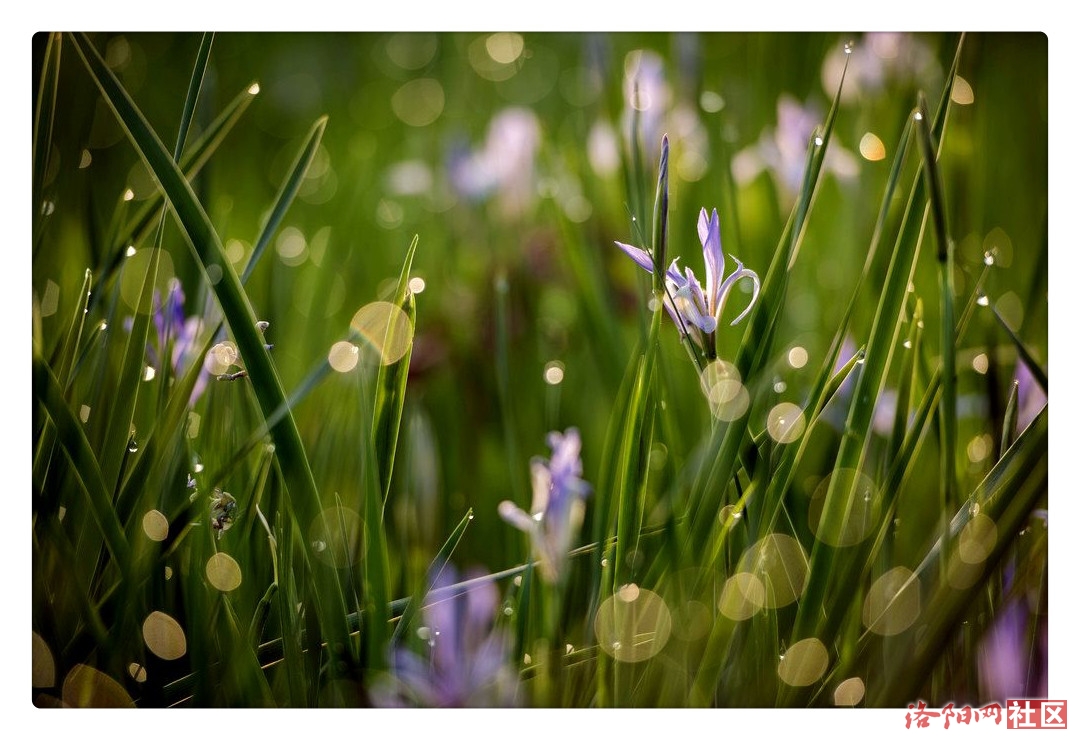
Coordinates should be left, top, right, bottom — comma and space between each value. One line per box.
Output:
914, 111, 923, 121
248, 82, 260, 95
41, 201, 55, 216
902, 340, 912, 349
843, 40, 854, 54
468, 514, 475, 521
977, 294, 990, 306
312, 540, 327, 553
983, 250, 996, 266
601, 558, 609, 568
128, 439, 139, 453
814, 136, 824, 147
503, 606, 514, 616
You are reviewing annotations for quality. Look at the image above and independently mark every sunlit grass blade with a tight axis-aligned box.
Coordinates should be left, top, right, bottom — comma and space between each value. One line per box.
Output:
33, 269, 94, 505
173, 33, 213, 160
68, 31, 352, 656
101, 34, 212, 494
241, 115, 328, 284
98, 242, 159, 491
916, 89, 959, 578
991, 303, 1048, 393
94, 81, 260, 304
391, 508, 473, 644
358, 372, 391, 671
756, 343, 866, 535
32, 32, 62, 254
869, 407, 1047, 706
33, 354, 130, 572
372, 236, 418, 506
791, 36, 964, 650
1001, 379, 1020, 455
687, 50, 850, 556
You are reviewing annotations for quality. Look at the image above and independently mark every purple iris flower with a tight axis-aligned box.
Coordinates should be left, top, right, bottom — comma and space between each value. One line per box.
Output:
615, 207, 760, 361
150, 278, 209, 405
1013, 359, 1047, 433
447, 107, 541, 219
375, 565, 516, 707
498, 428, 590, 584
978, 557, 1048, 702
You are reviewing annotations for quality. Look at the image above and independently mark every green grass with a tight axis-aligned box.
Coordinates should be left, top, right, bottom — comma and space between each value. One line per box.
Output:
31, 30, 1048, 713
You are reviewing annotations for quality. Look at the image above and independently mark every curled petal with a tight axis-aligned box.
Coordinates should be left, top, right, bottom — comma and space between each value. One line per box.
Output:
715, 257, 761, 326
614, 241, 656, 273
497, 500, 538, 533
529, 458, 551, 513
697, 207, 725, 307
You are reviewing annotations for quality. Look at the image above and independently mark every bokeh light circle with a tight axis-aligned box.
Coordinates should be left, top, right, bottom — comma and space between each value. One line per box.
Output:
328, 340, 360, 372
737, 533, 809, 608
777, 637, 829, 687
808, 468, 881, 547
700, 361, 750, 421
595, 586, 672, 663
32, 631, 55, 688
62, 664, 135, 707
119, 249, 175, 314
142, 611, 187, 660
766, 402, 806, 444
959, 513, 998, 564
718, 572, 765, 621
862, 566, 921, 636
351, 301, 414, 365
206, 552, 243, 592
833, 676, 866, 706
142, 509, 169, 542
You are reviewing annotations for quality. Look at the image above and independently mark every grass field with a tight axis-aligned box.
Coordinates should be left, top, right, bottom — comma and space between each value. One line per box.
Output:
30, 28, 1051, 715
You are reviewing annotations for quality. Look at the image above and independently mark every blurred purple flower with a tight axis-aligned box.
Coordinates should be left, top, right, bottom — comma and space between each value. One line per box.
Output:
499, 428, 590, 584
821, 33, 939, 104
622, 50, 671, 156
376, 565, 516, 707
978, 558, 1048, 702
140, 278, 208, 405
448, 107, 541, 219
732, 94, 858, 204
615, 207, 760, 361
619, 49, 710, 184
1013, 360, 1047, 432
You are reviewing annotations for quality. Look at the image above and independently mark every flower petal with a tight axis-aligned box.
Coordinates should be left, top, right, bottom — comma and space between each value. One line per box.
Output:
614, 241, 656, 273
697, 208, 725, 309
715, 257, 761, 326
497, 501, 538, 533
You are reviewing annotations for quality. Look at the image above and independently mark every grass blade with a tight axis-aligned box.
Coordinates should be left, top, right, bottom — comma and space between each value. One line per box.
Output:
372, 236, 418, 506
241, 115, 328, 284
68, 31, 352, 656
33, 353, 130, 571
